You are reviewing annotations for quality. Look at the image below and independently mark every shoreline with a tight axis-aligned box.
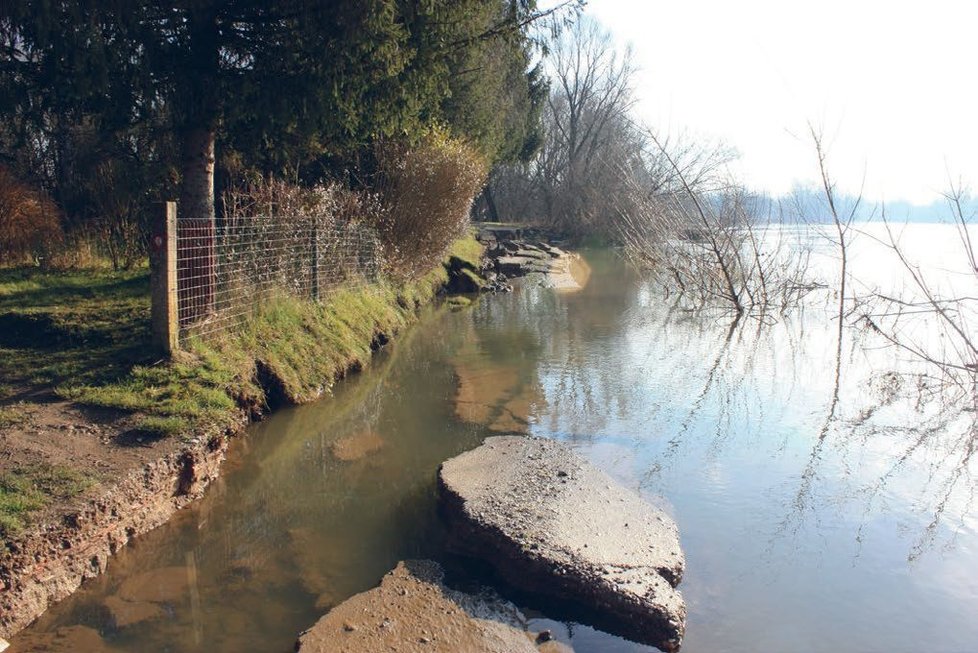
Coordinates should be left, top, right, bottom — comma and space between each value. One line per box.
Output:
0, 236, 488, 641
0, 228, 582, 643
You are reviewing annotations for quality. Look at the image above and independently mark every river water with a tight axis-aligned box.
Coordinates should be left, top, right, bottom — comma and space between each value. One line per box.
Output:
11, 224, 978, 652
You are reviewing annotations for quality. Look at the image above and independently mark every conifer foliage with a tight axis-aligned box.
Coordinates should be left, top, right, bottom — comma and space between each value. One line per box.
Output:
0, 1, 571, 264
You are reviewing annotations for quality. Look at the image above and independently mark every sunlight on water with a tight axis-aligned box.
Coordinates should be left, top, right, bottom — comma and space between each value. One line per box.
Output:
11, 226, 977, 653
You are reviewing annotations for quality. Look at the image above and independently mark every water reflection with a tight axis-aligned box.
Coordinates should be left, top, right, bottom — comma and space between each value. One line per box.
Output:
11, 247, 978, 653
509, 251, 977, 651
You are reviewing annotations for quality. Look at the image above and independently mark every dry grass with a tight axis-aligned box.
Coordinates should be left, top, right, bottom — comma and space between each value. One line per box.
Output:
374, 129, 487, 278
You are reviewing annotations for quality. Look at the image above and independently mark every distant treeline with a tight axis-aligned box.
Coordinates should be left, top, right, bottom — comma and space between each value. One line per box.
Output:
766, 187, 978, 225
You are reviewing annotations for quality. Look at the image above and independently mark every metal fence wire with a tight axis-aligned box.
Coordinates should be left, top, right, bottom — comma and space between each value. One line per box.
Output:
175, 213, 382, 344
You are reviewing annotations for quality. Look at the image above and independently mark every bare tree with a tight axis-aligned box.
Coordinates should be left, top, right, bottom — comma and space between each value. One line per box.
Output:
808, 126, 864, 344
615, 127, 816, 315
859, 182, 978, 398
486, 17, 640, 234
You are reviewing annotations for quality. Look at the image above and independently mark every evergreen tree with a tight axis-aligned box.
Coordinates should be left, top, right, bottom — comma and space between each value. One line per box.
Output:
1, 0, 573, 227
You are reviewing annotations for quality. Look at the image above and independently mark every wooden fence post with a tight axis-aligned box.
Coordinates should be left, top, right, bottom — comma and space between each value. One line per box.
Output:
151, 201, 178, 354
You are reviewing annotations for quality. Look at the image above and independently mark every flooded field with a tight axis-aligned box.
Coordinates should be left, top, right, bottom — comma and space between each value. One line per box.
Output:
11, 227, 978, 653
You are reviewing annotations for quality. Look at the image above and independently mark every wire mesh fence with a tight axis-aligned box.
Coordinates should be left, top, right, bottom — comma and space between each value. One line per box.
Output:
175, 213, 381, 344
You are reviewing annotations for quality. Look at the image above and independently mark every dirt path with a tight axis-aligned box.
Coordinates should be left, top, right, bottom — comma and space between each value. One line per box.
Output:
0, 392, 180, 488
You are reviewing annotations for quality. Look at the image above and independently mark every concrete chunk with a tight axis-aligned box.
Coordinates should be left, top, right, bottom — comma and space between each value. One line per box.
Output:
295, 560, 538, 653
438, 436, 686, 651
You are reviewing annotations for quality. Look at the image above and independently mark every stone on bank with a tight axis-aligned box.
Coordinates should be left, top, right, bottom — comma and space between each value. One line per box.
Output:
437, 435, 687, 651
294, 560, 539, 653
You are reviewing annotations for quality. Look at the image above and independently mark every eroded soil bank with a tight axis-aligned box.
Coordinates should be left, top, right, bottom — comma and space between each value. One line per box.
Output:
0, 432, 229, 641
0, 238, 489, 642
0, 226, 586, 648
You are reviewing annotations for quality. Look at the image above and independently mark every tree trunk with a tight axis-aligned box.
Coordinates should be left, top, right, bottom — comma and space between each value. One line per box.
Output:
177, 127, 217, 324
483, 182, 499, 222
175, 7, 220, 328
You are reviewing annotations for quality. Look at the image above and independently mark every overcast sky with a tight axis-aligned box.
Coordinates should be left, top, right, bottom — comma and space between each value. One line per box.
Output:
584, 0, 977, 204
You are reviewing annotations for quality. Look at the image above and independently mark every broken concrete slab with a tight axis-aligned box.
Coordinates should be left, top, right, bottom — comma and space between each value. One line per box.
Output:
295, 560, 538, 653
495, 256, 553, 276
438, 436, 686, 651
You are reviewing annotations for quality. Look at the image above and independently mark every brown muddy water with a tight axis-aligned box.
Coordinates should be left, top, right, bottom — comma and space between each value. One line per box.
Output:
10, 240, 978, 652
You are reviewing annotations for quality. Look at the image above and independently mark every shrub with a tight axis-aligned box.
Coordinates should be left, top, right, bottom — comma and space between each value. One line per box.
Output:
373, 129, 487, 278
211, 174, 383, 319
83, 159, 149, 270
0, 167, 64, 265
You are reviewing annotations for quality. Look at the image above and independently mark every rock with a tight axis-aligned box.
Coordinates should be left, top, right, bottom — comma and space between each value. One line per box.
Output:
437, 436, 686, 651
479, 225, 526, 242
494, 255, 530, 276
116, 566, 189, 604
102, 595, 164, 628
513, 246, 550, 261
295, 560, 538, 653
536, 242, 564, 258
330, 429, 384, 462
495, 256, 552, 276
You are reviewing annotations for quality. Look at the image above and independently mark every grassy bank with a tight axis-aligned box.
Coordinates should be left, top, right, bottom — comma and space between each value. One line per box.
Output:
0, 234, 483, 537
65, 234, 482, 436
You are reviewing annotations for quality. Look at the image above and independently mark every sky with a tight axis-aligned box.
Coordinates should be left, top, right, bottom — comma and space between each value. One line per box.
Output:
583, 0, 978, 205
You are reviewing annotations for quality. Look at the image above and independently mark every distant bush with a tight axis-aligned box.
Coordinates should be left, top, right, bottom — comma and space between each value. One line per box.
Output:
373, 129, 487, 278
0, 167, 64, 266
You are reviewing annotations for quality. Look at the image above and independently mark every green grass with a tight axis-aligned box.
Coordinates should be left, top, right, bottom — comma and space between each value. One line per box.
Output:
0, 464, 94, 538
0, 267, 152, 389
447, 232, 485, 270
0, 403, 31, 429
47, 233, 482, 436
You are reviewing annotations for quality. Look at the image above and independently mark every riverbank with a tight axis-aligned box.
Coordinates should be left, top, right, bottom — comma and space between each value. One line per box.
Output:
0, 235, 485, 640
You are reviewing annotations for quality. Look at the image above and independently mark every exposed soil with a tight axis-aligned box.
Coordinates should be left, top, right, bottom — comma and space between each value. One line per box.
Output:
295, 560, 541, 653
0, 385, 234, 639
0, 391, 182, 489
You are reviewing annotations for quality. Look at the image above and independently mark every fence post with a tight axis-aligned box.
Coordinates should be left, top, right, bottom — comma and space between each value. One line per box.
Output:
151, 201, 179, 355
311, 218, 321, 302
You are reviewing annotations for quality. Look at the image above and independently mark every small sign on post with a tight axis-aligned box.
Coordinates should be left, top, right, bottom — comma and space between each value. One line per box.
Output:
151, 201, 179, 355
